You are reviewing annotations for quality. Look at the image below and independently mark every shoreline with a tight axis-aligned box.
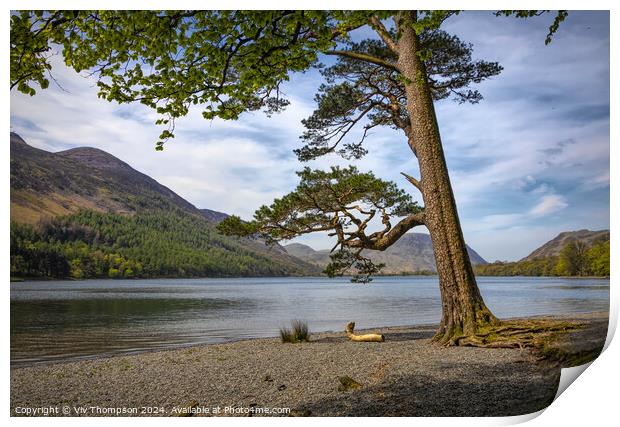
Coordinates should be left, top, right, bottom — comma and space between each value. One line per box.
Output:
11, 311, 608, 369
11, 311, 608, 417
10, 274, 611, 283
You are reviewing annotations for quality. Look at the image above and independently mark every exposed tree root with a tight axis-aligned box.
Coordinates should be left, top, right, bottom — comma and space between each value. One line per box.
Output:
438, 319, 584, 350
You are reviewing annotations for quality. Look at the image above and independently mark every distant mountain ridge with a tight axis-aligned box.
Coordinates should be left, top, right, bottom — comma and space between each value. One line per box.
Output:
200, 208, 229, 223
521, 229, 610, 261
285, 232, 487, 274
10, 132, 200, 222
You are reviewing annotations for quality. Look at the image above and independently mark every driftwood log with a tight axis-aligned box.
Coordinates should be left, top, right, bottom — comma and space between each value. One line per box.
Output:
345, 322, 385, 342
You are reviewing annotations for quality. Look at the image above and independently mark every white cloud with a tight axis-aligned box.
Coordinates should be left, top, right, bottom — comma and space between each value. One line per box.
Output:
9, 11, 609, 262
580, 171, 610, 191
463, 188, 572, 260
529, 194, 569, 216
10, 54, 310, 219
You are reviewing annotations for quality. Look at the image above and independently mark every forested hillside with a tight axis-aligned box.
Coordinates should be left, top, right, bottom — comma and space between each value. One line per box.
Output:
521, 230, 609, 261
10, 133, 318, 279
10, 209, 319, 279
474, 231, 610, 277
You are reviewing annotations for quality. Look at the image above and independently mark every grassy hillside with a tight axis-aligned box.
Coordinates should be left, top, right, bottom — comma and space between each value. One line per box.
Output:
10, 132, 202, 224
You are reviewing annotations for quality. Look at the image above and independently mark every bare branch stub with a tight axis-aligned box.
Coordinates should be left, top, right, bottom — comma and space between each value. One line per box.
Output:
400, 172, 423, 193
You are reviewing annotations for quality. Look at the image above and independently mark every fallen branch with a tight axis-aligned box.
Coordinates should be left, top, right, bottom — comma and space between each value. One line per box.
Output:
345, 322, 385, 342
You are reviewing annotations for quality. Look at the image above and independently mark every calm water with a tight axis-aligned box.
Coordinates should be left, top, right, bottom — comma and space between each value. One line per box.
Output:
10, 276, 609, 367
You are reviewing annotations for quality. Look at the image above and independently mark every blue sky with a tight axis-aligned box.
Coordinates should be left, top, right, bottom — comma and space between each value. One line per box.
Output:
10, 11, 610, 262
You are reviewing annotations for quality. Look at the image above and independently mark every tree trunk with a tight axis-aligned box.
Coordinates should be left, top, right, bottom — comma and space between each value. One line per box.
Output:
397, 11, 498, 344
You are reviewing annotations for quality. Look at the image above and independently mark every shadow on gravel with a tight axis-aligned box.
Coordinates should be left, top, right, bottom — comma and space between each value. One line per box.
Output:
295, 362, 561, 416
298, 317, 610, 416
538, 317, 608, 367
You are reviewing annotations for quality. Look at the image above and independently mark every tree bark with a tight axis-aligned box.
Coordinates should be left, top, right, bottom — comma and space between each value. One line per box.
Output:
396, 11, 498, 344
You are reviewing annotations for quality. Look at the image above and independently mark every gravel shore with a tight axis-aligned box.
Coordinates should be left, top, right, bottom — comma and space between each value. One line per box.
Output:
10, 312, 608, 417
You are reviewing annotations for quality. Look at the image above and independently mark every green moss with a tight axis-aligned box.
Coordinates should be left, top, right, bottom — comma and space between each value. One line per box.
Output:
453, 319, 584, 348
338, 376, 362, 391
537, 334, 602, 367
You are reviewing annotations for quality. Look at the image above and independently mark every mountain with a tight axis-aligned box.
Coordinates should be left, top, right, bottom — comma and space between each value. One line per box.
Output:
10, 132, 319, 278
521, 229, 610, 261
10, 132, 200, 223
475, 229, 610, 277
284, 243, 331, 266
285, 233, 487, 274
200, 208, 229, 223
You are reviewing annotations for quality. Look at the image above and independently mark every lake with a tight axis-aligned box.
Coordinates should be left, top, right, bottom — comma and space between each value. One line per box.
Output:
10, 276, 609, 367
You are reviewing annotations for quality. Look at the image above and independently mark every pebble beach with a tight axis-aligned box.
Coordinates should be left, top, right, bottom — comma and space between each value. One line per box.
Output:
11, 313, 607, 417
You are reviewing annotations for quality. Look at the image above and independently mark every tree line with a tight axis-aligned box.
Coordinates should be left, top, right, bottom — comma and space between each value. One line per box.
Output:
10, 209, 306, 280
474, 240, 610, 277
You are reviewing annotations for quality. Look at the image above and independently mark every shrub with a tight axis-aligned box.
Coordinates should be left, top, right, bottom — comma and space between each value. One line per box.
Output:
280, 320, 310, 343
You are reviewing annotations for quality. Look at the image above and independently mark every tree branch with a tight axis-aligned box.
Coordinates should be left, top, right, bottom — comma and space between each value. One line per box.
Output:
325, 50, 399, 72
400, 172, 423, 192
369, 16, 399, 54
347, 211, 426, 251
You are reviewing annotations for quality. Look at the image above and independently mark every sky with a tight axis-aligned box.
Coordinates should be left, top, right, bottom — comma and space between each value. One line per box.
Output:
9, 11, 610, 262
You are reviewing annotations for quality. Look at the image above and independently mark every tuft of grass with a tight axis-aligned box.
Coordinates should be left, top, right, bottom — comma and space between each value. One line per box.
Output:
280, 319, 310, 343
